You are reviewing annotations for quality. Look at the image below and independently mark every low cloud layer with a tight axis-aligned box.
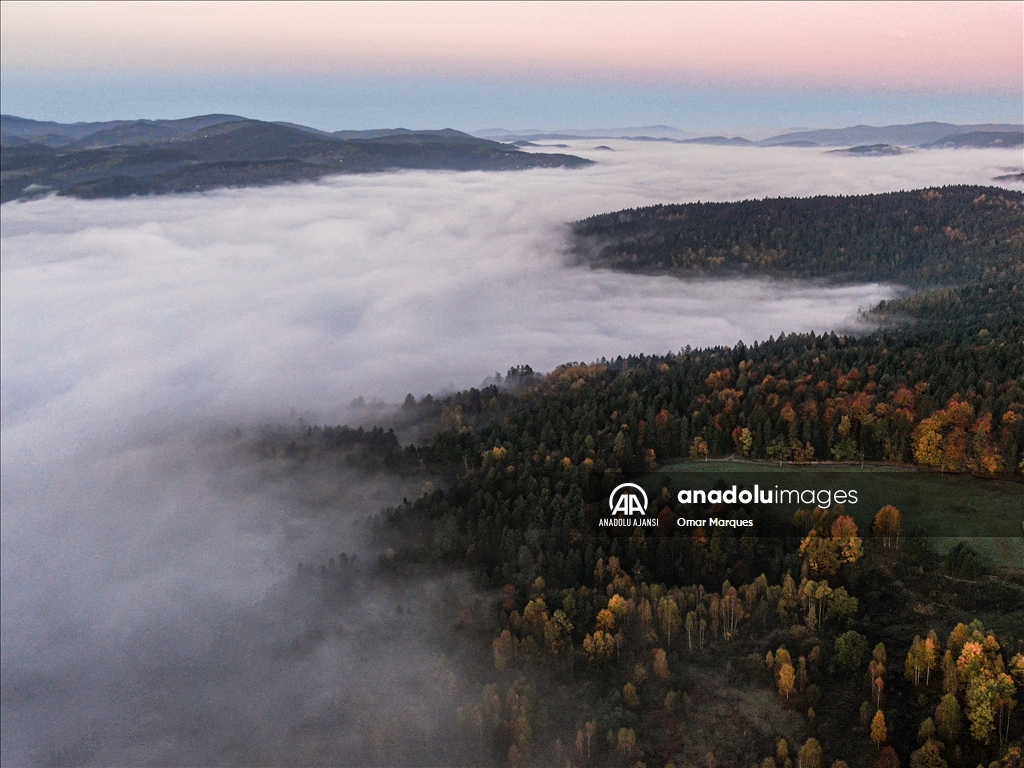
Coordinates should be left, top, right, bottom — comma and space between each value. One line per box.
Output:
8, 142, 1015, 451
1, 143, 1018, 765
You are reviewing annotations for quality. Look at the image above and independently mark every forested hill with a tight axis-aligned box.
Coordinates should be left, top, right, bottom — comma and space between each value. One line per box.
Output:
571, 186, 1024, 286
360, 280, 1023, 766
271, 226, 1024, 768
0, 117, 591, 203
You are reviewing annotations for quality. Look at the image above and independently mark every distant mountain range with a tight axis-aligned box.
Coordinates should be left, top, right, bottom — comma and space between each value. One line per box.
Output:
4, 115, 1020, 204
758, 122, 1023, 147
0, 114, 247, 148
0, 115, 591, 203
475, 125, 697, 141
474, 121, 1023, 149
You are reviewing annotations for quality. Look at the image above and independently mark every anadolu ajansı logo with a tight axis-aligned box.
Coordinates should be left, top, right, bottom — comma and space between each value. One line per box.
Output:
600, 483, 658, 527
609, 483, 647, 516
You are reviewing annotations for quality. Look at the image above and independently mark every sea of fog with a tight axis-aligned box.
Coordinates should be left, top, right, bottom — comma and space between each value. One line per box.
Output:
2, 143, 1020, 765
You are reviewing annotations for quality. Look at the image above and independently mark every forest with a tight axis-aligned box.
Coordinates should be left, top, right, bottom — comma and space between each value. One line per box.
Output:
570, 186, 1023, 286
262, 279, 1023, 766
257, 186, 1023, 767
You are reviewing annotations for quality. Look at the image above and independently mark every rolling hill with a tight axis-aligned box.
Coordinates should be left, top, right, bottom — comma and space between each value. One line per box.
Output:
0, 116, 591, 203
570, 186, 1024, 285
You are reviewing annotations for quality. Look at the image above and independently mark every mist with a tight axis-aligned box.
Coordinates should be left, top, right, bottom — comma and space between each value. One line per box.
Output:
2, 143, 1019, 765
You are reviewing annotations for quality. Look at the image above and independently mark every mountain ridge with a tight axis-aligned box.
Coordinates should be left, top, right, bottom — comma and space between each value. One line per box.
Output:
0, 116, 591, 203
471, 121, 1024, 148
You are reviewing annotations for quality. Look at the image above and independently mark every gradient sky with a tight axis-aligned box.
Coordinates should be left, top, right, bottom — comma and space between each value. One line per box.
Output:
1, 1, 1021, 133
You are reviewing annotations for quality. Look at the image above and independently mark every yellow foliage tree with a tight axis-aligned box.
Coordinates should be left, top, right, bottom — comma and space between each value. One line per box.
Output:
689, 436, 710, 461
596, 608, 616, 633
873, 505, 902, 547
797, 738, 822, 768
658, 597, 682, 647
872, 710, 888, 748
779, 662, 796, 699
583, 630, 616, 665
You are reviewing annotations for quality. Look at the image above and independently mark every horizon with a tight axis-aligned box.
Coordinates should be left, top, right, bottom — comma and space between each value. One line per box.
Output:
3, 112, 1022, 144
1, 1, 1021, 135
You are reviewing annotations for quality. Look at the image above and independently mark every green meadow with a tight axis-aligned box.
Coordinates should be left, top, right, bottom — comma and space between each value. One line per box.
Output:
648, 460, 1024, 569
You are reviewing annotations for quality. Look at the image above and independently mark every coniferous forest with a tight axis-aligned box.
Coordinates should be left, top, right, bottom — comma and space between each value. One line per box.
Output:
571, 186, 1023, 286
264, 186, 1023, 768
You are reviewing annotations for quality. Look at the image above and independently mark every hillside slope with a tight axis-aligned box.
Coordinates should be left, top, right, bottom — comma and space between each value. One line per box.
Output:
1, 117, 591, 202
571, 186, 1024, 286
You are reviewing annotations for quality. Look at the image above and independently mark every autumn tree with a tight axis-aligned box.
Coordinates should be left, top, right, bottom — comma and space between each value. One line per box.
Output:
924, 631, 940, 685
913, 398, 975, 471
779, 662, 796, 700
607, 593, 628, 624
596, 608, 616, 633
777, 738, 792, 768
909, 739, 947, 768
993, 671, 1016, 745
583, 630, 616, 665
965, 672, 997, 743
544, 610, 573, 670
1002, 747, 1023, 768
831, 514, 864, 563
774, 647, 793, 676
955, 637, 1012, 744
906, 636, 927, 687
870, 643, 887, 709
873, 505, 902, 547
658, 597, 681, 647
523, 597, 548, 626
1011, 654, 1024, 685
873, 643, 887, 668
918, 717, 936, 743
690, 436, 710, 461
799, 531, 842, 578
685, 610, 697, 649
778, 574, 799, 622
871, 710, 889, 748
798, 738, 822, 768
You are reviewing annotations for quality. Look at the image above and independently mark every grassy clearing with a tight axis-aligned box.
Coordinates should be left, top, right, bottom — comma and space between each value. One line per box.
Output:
648, 461, 1024, 568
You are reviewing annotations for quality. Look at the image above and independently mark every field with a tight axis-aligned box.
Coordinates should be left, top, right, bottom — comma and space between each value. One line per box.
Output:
647, 460, 1024, 569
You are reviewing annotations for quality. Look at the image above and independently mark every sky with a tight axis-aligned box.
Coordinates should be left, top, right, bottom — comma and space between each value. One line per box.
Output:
1, 1, 1021, 134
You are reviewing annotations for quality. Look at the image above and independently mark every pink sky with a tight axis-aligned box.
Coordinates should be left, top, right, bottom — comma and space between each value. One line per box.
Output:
2, 1, 1021, 92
